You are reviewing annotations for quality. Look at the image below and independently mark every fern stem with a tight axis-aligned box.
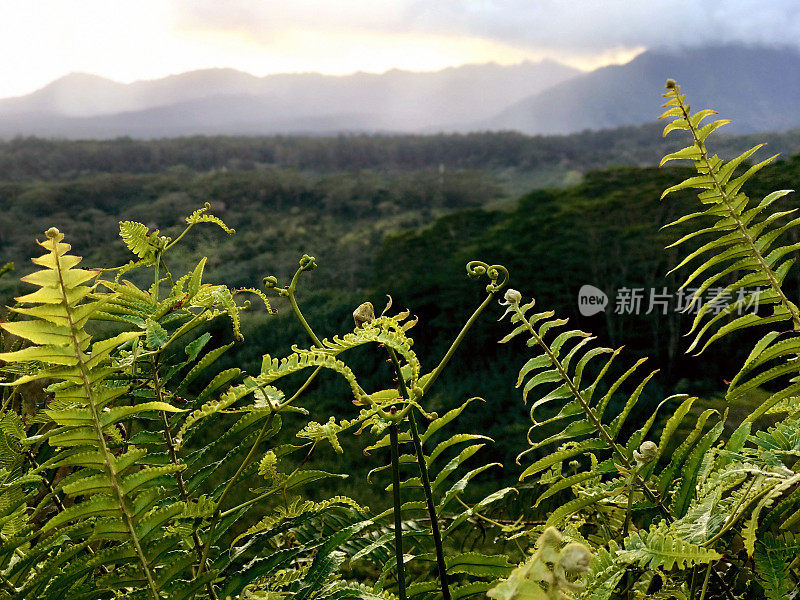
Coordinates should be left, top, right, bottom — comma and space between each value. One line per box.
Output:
674, 90, 800, 331
698, 563, 713, 600
409, 412, 452, 599
622, 486, 634, 538
24, 449, 111, 575
286, 261, 323, 348
280, 442, 316, 508
389, 422, 408, 600
52, 237, 160, 600
162, 311, 206, 350
0, 384, 18, 412
164, 222, 196, 251
159, 255, 174, 288
220, 488, 278, 518
197, 412, 275, 577
151, 357, 219, 600
280, 366, 323, 408
161, 409, 216, 583
288, 290, 322, 348
453, 495, 505, 529
24, 449, 66, 514
153, 253, 160, 305
219, 395, 315, 517
422, 292, 494, 394
388, 347, 451, 600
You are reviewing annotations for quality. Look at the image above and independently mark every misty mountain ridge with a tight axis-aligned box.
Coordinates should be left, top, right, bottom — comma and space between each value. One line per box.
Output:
0, 60, 578, 138
487, 44, 800, 135
0, 45, 798, 139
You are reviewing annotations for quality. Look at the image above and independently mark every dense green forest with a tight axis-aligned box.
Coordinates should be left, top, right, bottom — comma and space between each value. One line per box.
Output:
3, 136, 800, 479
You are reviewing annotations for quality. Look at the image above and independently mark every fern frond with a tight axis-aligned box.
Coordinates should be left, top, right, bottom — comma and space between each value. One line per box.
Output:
316, 315, 422, 386
0, 228, 163, 598
190, 284, 244, 340
620, 522, 722, 571
259, 350, 364, 403
754, 532, 800, 600
185, 202, 235, 235
500, 292, 678, 527
119, 220, 161, 261
659, 82, 800, 432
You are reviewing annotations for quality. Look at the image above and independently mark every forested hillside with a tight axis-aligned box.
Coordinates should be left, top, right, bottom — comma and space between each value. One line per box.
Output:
2, 139, 799, 476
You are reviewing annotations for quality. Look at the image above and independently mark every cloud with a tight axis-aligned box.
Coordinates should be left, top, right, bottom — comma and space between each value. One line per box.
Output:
170, 0, 410, 37
172, 0, 800, 52
411, 0, 800, 50
1, 0, 797, 98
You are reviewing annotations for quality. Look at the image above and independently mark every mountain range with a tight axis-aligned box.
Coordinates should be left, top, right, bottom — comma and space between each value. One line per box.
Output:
0, 61, 577, 138
490, 45, 800, 135
0, 44, 798, 139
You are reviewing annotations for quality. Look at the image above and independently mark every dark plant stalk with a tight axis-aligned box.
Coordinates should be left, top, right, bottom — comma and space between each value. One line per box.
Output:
24, 449, 112, 576
698, 563, 713, 600
422, 292, 493, 394
197, 413, 275, 577
389, 423, 408, 600
285, 257, 323, 347
388, 347, 451, 600
408, 411, 452, 600
0, 573, 17, 596
151, 357, 219, 599
623, 486, 634, 600
710, 562, 737, 600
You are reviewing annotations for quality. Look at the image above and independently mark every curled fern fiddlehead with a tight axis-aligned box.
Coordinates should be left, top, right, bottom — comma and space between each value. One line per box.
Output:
466, 260, 509, 293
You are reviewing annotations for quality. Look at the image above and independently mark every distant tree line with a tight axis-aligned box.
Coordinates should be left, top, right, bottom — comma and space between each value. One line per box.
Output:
2, 124, 800, 180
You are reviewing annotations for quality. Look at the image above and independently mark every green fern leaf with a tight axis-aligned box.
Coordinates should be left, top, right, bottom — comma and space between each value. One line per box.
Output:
119, 221, 159, 260
754, 532, 800, 600
620, 522, 721, 571
185, 202, 235, 234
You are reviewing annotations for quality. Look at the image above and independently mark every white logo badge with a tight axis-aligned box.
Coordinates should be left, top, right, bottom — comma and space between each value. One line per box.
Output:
578, 285, 608, 316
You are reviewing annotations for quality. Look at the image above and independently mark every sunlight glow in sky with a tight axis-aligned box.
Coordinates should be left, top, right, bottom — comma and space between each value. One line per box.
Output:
0, 0, 795, 99
0, 1, 643, 98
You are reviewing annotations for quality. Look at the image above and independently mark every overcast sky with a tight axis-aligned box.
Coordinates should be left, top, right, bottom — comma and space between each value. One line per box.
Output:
0, 0, 797, 98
